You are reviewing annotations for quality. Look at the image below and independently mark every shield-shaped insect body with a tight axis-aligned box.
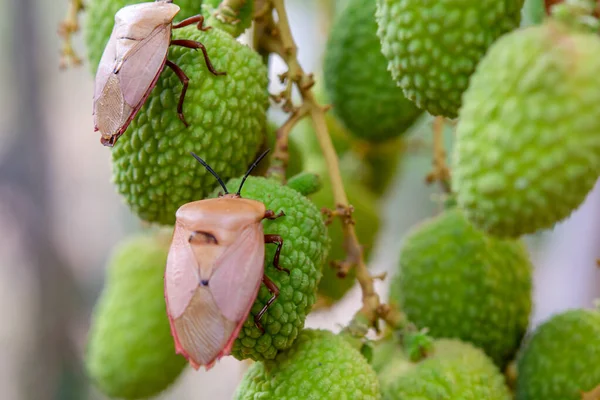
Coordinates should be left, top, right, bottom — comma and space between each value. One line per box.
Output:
94, 0, 225, 147
164, 150, 286, 370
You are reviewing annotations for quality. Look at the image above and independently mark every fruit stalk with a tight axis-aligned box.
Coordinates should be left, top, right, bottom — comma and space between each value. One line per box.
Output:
58, 0, 84, 68
255, 0, 403, 329
212, 0, 249, 23
425, 116, 451, 193
582, 384, 600, 400
267, 103, 309, 181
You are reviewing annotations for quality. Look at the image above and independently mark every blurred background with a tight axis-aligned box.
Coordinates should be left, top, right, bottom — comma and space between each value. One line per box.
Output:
0, 0, 598, 399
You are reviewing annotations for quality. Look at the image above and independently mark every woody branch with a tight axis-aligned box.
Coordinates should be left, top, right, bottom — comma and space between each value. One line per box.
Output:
252, 0, 404, 331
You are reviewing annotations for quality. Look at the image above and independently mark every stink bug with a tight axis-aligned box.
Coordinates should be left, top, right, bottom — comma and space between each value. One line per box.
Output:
164, 150, 287, 370
93, 0, 225, 147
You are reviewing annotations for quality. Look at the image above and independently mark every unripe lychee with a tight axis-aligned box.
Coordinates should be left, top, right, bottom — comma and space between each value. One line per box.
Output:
376, 0, 524, 118
390, 209, 533, 367
111, 26, 268, 225
452, 19, 600, 237
211, 177, 330, 362
85, 230, 186, 399
234, 329, 381, 399
324, 0, 421, 142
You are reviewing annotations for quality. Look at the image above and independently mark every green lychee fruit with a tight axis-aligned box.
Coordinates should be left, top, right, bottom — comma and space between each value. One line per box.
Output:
111, 26, 268, 225
201, 0, 254, 38
210, 176, 330, 362
390, 209, 532, 367
379, 339, 512, 399
376, 0, 524, 118
84, 0, 202, 71
234, 329, 381, 400
516, 308, 600, 400
85, 230, 186, 399
324, 0, 422, 142
452, 20, 600, 237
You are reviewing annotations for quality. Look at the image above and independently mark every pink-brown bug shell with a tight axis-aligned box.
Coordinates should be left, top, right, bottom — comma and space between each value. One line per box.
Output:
164, 195, 267, 370
93, 0, 179, 146
164, 150, 284, 370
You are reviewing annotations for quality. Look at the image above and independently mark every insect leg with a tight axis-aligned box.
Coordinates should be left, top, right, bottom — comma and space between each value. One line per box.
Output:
165, 60, 190, 127
263, 209, 285, 220
172, 14, 210, 31
264, 234, 289, 275
254, 274, 280, 333
170, 39, 226, 76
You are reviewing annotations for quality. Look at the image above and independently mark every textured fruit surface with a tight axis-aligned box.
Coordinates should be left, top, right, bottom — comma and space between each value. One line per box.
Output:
516, 308, 600, 400
111, 26, 268, 225
84, 0, 202, 72
202, 0, 254, 37
324, 0, 421, 142
390, 209, 532, 367
311, 174, 381, 303
85, 231, 186, 399
376, 0, 524, 118
234, 329, 381, 399
210, 177, 330, 361
452, 21, 600, 237
379, 339, 512, 399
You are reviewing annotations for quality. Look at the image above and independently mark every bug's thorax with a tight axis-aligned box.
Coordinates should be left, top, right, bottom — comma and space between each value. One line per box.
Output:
175, 196, 266, 245
115, 2, 180, 30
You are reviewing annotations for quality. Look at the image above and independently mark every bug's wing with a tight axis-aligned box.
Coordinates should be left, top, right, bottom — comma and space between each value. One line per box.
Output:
94, 27, 118, 102
166, 223, 265, 370
211, 223, 265, 324
93, 25, 170, 141
116, 25, 171, 108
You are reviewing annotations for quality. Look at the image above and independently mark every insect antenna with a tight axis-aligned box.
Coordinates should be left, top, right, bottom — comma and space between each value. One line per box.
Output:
237, 149, 270, 196
190, 152, 229, 194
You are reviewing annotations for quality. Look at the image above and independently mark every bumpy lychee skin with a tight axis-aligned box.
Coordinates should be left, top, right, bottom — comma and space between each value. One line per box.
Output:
211, 177, 330, 362
516, 309, 600, 400
111, 26, 268, 225
234, 329, 381, 400
324, 0, 421, 142
390, 209, 532, 367
84, 0, 202, 71
376, 0, 524, 118
201, 0, 254, 38
85, 231, 187, 399
380, 339, 512, 400
452, 21, 600, 237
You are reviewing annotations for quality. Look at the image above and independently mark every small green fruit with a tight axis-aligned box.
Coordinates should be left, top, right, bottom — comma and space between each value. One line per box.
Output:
379, 339, 512, 399
452, 20, 600, 237
85, 230, 186, 399
390, 209, 532, 367
324, 0, 421, 142
376, 0, 524, 118
211, 177, 330, 362
84, 0, 201, 71
234, 329, 381, 400
111, 27, 268, 225
201, 0, 254, 37
516, 308, 600, 400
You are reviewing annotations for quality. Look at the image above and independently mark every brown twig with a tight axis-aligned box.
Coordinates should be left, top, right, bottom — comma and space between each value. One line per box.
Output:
252, 0, 403, 330
58, 0, 84, 69
425, 116, 452, 193
582, 384, 600, 400
266, 103, 309, 181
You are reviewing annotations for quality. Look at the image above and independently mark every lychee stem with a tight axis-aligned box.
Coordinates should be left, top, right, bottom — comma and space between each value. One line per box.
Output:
582, 384, 600, 400
253, 0, 404, 331
58, 0, 84, 69
425, 116, 452, 194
